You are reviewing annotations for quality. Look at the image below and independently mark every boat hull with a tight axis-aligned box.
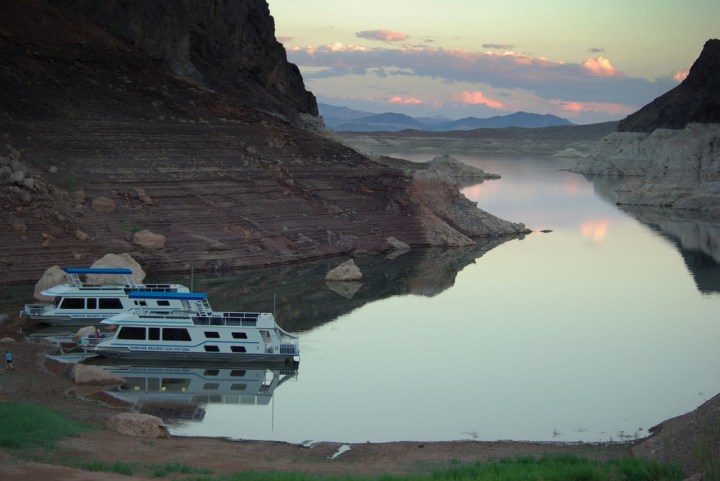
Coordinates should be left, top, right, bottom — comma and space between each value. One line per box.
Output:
86, 347, 299, 366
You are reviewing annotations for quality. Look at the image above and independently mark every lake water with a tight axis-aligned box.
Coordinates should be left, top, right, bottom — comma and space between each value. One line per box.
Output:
21, 154, 720, 444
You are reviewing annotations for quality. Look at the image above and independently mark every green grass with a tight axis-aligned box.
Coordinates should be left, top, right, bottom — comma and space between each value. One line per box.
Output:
0, 402, 90, 450
149, 463, 214, 477
212, 456, 684, 481
81, 461, 134, 476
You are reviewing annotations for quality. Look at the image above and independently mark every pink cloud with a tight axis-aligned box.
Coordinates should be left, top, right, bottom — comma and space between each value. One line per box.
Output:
553, 100, 633, 116
673, 68, 689, 82
356, 30, 410, 43
458, 91, 504, 109
582, 56, 619, 77
388, 96, 423, 104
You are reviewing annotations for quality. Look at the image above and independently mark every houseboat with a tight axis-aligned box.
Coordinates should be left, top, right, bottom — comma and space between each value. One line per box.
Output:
21, 267, 190, 325
79, 291, 300, 365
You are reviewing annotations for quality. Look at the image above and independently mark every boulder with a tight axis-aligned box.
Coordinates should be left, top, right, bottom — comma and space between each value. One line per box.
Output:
91, 196, 116, 213
75, 229, 89, 241
325, 259, 362, 281
107, 413, 170, 438
73, 325, 96, 341
72, 364, 126, 385
386, 236, 410, 251
33, 265, 67, 301
89, 253, 145, 284
132, 229, 166, 250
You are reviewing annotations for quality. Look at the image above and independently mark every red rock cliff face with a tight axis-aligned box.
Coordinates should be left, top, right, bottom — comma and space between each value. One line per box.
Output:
0, 0, 527, 283
65, 0, 318, 117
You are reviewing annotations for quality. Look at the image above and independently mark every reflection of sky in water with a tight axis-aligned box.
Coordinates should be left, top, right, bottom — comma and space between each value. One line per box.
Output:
172, 155, 720, 444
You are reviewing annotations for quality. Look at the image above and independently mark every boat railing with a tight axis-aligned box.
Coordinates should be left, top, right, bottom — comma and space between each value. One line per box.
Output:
79, 334, 108, 347
192, 312, 261, 327
22, 303, 52, 316
67, 272, 138, 289
279, 343, 299, 355
123, 285, 186, 294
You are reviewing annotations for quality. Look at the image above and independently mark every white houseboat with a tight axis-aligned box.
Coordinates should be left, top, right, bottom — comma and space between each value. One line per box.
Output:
79, 291, 300, 365
21, 267, 190, 326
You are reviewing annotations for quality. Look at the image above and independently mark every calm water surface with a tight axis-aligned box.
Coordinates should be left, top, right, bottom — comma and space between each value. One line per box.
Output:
30, 155, 720, 444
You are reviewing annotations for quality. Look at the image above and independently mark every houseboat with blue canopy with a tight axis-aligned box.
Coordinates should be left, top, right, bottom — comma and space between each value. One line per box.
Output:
21, 267, 190, 326
79, 291, 300, 365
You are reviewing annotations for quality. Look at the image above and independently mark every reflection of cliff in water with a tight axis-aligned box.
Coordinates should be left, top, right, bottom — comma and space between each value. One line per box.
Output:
184, 238, 514, 332
588, 175, 720, 294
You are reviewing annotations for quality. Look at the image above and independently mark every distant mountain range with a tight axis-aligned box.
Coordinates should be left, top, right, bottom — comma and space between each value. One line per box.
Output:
319, 103, 574, 132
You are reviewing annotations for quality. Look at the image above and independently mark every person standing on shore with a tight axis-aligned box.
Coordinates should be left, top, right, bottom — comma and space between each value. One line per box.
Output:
5, 350, 13, 371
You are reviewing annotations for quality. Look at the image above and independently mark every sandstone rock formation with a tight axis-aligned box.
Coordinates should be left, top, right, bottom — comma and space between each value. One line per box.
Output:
427, 154, 501, 179
574, 39, 720, 218
132, 230, 166, 251
33, 265, 67, 301
0, 0, 528, 284
107, 413, 170, 438
89, 253, 146, 284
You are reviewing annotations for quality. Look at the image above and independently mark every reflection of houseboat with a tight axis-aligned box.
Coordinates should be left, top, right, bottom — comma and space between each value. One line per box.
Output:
80, 292, 300, 365
21, 268, 190, 325
90, 363, 298, 422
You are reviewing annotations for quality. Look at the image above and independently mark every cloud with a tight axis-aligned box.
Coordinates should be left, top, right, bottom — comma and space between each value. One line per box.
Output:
277, 36, 294, 45
356, 30, 410, 43
288, 44, 675, 111
457, 91, 504, 109
582, 56, 619, 76
388, 96, 423, 104
482, 43, 515, 51
674, 68, 689, 82
587, 47, 605, 53
552, 100, 635, 117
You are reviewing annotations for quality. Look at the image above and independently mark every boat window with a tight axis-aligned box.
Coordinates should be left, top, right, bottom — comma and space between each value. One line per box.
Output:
162, 328, 191, 341
204, 346, 220, 352
120, 379, 145, 391
204, 369, 220, 376
203, 383, 220, 390
231, 383, 247, 391
53, 297, 61, 307
99, 298, 123, 309
148, 327, 160, 341
204, 332, 220, 339
231, 332, 248, 339
59, 298, 84, 309
230, 370, 246, 377
162, 378, 191, 392
230, 346, 246, 353
87, 298, 97, 309
157, 300, 170, 306
148, 378, 160, 391
134, 300, 147, 307
117, 327, 146, 340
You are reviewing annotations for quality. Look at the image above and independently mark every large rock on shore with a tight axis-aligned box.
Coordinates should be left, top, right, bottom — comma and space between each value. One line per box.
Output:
107, 413, 170, 439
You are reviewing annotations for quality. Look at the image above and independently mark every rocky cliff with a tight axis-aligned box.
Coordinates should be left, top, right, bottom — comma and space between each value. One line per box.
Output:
574, 39, 720, 218
0, 0, 527, 284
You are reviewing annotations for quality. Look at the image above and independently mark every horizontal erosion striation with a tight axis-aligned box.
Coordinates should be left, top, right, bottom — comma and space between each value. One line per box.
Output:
3, 118, 431, 282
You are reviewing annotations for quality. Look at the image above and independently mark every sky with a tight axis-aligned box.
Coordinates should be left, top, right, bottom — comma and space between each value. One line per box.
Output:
268, 0, 719, 124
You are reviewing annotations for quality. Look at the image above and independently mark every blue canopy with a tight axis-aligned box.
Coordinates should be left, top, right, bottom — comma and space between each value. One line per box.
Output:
64, 267, 133, 275
128, 291, 207, 301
